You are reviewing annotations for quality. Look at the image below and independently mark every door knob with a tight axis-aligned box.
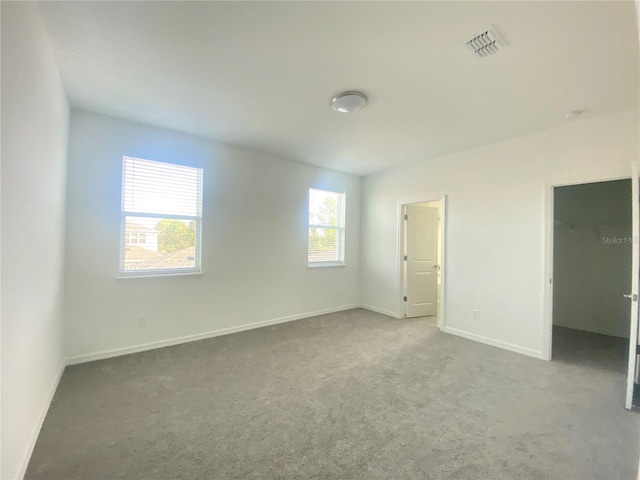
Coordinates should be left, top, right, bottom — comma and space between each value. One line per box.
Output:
623, 293, 638, 301
433, 264, 441, 270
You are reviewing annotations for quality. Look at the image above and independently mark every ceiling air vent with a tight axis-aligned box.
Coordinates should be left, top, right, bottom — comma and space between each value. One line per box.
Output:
465, 26, 507, 58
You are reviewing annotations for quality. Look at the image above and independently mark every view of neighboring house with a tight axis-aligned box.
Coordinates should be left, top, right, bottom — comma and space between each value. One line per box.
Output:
123, 221, 195, 271
124, 221, 158, 252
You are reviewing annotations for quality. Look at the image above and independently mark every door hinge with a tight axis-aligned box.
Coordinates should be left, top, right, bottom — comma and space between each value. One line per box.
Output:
404, 255, 408, 261
404, 214, 408, 220
403, 296, 407, 302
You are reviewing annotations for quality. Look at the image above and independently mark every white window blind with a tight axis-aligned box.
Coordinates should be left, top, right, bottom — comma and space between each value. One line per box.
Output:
308, 188, 346, 265
123, 158, 202, 217
120, 156, 203, 276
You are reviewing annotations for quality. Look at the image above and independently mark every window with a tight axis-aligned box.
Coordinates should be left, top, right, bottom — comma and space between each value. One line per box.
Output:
124, 232, 146, 245
120, 156, 203, 276
308, 188, 346, 265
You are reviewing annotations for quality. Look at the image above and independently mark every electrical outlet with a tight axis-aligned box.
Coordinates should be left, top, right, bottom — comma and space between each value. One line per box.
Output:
472, 309, 480, 321
137, 316, 146, 328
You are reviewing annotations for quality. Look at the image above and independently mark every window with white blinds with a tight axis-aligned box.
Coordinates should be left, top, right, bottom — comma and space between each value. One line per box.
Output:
120, 156, 203, 275
308, 188, 346, 265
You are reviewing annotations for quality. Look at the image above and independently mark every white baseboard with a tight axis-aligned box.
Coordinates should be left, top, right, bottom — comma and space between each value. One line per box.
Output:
359, 304, 401, 319
16, 361, 66, 480
66, 304, 360, 365
442, 326, 544, 360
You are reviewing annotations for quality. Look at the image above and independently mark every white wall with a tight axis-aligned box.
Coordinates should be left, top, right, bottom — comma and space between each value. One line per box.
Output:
1, 2, 69, 479
553, 180, 632, 338
361, 110, 639, 358
64, 110, 361, 360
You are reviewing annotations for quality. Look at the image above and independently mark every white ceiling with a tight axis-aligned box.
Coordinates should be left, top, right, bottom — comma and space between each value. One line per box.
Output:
37, 1, 639, 176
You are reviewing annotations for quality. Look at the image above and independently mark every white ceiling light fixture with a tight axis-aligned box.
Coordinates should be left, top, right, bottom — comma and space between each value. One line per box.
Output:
331, 91, 368, 113
465, 26, 507, 58
564, 110, 584, 120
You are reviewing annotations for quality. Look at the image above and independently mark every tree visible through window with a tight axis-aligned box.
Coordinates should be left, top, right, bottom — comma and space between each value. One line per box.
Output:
156, 219, 196, 254
120, 157, 203, 275
308, 188, 346, 265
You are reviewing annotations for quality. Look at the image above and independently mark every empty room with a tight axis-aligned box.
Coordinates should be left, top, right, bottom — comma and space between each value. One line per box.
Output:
2, 1, 639, 479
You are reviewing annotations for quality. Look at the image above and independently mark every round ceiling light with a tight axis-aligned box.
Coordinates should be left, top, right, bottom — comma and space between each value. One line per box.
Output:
331, 91, 367, 113
564, 110, 584, 120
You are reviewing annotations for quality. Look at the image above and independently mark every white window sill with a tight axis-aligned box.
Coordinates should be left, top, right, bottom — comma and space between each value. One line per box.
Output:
117, 271, 204, 280
307, 262, 346, 269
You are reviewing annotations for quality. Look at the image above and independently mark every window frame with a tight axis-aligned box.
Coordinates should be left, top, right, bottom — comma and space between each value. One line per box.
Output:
307, 188, 346, 267
119, 156, 204, 277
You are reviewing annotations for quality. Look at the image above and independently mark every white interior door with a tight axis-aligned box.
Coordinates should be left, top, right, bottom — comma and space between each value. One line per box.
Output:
404, 205, 438, 318
625, 162, 639, 410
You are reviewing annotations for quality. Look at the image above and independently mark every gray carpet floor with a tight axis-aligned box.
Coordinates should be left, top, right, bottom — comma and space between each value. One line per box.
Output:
26, 309, 639, 479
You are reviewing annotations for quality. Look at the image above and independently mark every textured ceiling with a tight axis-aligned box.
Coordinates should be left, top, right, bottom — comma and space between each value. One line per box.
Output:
37, 1, 639, 176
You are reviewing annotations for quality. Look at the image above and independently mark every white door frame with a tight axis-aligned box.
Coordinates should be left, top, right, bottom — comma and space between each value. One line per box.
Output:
397, 194, 447, 329
625, 161, 639, 409
543, 173, 631, 361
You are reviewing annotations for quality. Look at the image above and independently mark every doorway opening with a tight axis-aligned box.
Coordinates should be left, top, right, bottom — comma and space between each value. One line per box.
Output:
550, 179, 633, 380
400, 198, 444, 327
